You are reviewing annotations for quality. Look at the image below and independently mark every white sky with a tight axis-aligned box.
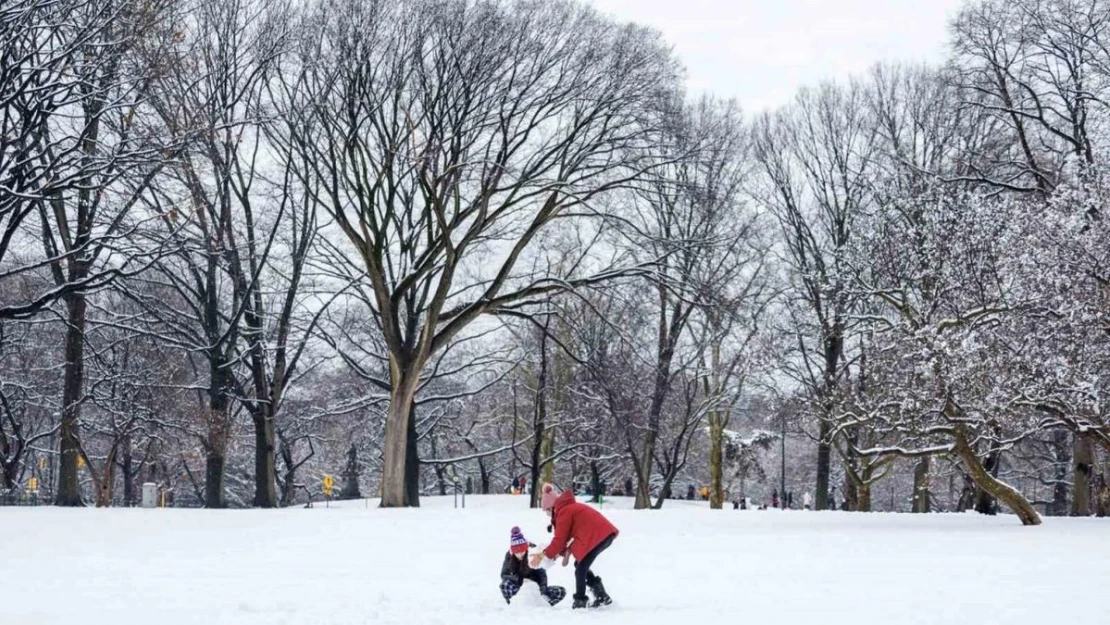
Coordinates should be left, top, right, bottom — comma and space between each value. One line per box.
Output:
587, 0, 968, 111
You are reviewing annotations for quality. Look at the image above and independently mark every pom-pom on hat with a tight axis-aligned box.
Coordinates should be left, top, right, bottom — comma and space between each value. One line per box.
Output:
540, 483, 558, 511
510, 526, 528, 554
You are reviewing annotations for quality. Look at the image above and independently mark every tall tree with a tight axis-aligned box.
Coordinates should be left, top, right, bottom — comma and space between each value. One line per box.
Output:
752, 81, 875, 510
136, 0, 330, 508
27, 0, 175, 506
279, 0, 679, 506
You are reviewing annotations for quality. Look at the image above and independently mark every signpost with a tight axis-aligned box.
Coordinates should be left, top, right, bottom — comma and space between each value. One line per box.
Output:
323, 474, 334, 508
453, 475, 465, 509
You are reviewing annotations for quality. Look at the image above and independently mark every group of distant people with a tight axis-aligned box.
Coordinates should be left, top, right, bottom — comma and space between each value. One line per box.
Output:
509, 475, 529, 495
507, 475, 828, 512
730, 488, 815, 510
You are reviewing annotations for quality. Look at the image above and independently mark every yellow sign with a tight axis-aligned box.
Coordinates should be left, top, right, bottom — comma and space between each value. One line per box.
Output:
39, 458, 46, 469
77, 455, 85, 469
323, 474, 334, 496
28, 477, 38, 491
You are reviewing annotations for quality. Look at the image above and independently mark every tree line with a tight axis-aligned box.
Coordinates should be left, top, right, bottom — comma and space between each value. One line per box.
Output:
2, 0, 1109, 523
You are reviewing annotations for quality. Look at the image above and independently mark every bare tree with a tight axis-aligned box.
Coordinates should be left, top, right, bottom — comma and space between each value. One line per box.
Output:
752, 81, 876, 511
0, 315, 61, 491
277, 0, 679, 506
1, 0, 169, 321
951, 0, 1109, 194
20, 0, 178, 506
131, 0, 328, 508
950, 0, 1110, 517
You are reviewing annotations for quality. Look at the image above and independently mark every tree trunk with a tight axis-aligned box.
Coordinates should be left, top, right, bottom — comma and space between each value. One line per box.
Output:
1071, 433, 1093, 516
55, 293, 87, 507
404, 401, 420, 507
815, 418, 832, 511
478, 457, 489, 494
122, 435, 135, 507
857, 482, 872, 512
815, 333, 842, 511
637, 291, 676, 511
93, 454, 115, 508
539, 424, 556, 489
435, 467, 447, 496
380, 371, 419, 508
1, 461, 16, 490
1050, 429, 1070, 516
844, 468, 858, 511
1094, 471, 1109, 518
94, 480, 112, 508
653, 473, 675, 509
912, 456, 930, 513
854, 461, 873, 512
708, 413, 724, 510
204, 452, 226, 508
280, 472, 295, 507
430, 432, 447, 496
252, 411, 278, 508
278, 438, 297, 507
528, 373, 544, 506
529, 325, 549, 509
530, 457, 542, 508
634, 453, 653, 509
541, 341, 567, 489
956, 473, 976, 512
1092, 470, 1110, 519
953, 427, 1041, 525
590, 461, 601, 503
975, 447, 1001, 515
204, 387, 231, 508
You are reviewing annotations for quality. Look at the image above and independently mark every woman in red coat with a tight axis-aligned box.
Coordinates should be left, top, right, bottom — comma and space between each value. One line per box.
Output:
531, 488, 619, 609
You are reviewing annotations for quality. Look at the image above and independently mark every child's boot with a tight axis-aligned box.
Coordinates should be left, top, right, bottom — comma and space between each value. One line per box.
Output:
572, 595, 590, 609
588, 577, 611, 608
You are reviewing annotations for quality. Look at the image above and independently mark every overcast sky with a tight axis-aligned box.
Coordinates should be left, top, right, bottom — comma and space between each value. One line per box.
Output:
587, 0, 968, 111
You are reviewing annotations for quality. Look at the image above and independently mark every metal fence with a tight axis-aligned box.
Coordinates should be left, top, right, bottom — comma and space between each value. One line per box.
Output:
0, 489, 49, 506
0, 489, 206, 508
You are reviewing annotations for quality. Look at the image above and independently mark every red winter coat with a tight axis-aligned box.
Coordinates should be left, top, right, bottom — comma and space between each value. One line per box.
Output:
543, 490, 619, 561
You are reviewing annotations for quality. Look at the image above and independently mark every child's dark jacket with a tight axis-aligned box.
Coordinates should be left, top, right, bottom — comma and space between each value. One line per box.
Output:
501, 546, 543, 583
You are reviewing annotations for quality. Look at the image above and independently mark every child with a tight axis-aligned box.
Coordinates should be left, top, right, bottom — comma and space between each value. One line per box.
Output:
500, 526, 566, 606
531, 489, 619, 610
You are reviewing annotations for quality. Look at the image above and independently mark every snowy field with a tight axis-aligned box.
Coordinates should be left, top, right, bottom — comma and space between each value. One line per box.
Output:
2, 495, 1108, 625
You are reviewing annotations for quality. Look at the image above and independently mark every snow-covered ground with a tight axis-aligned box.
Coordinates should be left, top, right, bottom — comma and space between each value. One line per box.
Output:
2, 495, 1108, 625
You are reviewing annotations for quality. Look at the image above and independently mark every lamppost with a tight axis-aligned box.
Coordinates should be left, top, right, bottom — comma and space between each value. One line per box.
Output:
780, 409, 786, 508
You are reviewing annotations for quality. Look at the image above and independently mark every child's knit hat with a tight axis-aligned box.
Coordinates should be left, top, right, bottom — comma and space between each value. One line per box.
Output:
510, 526, 528, 554
540, 483, 558, 512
